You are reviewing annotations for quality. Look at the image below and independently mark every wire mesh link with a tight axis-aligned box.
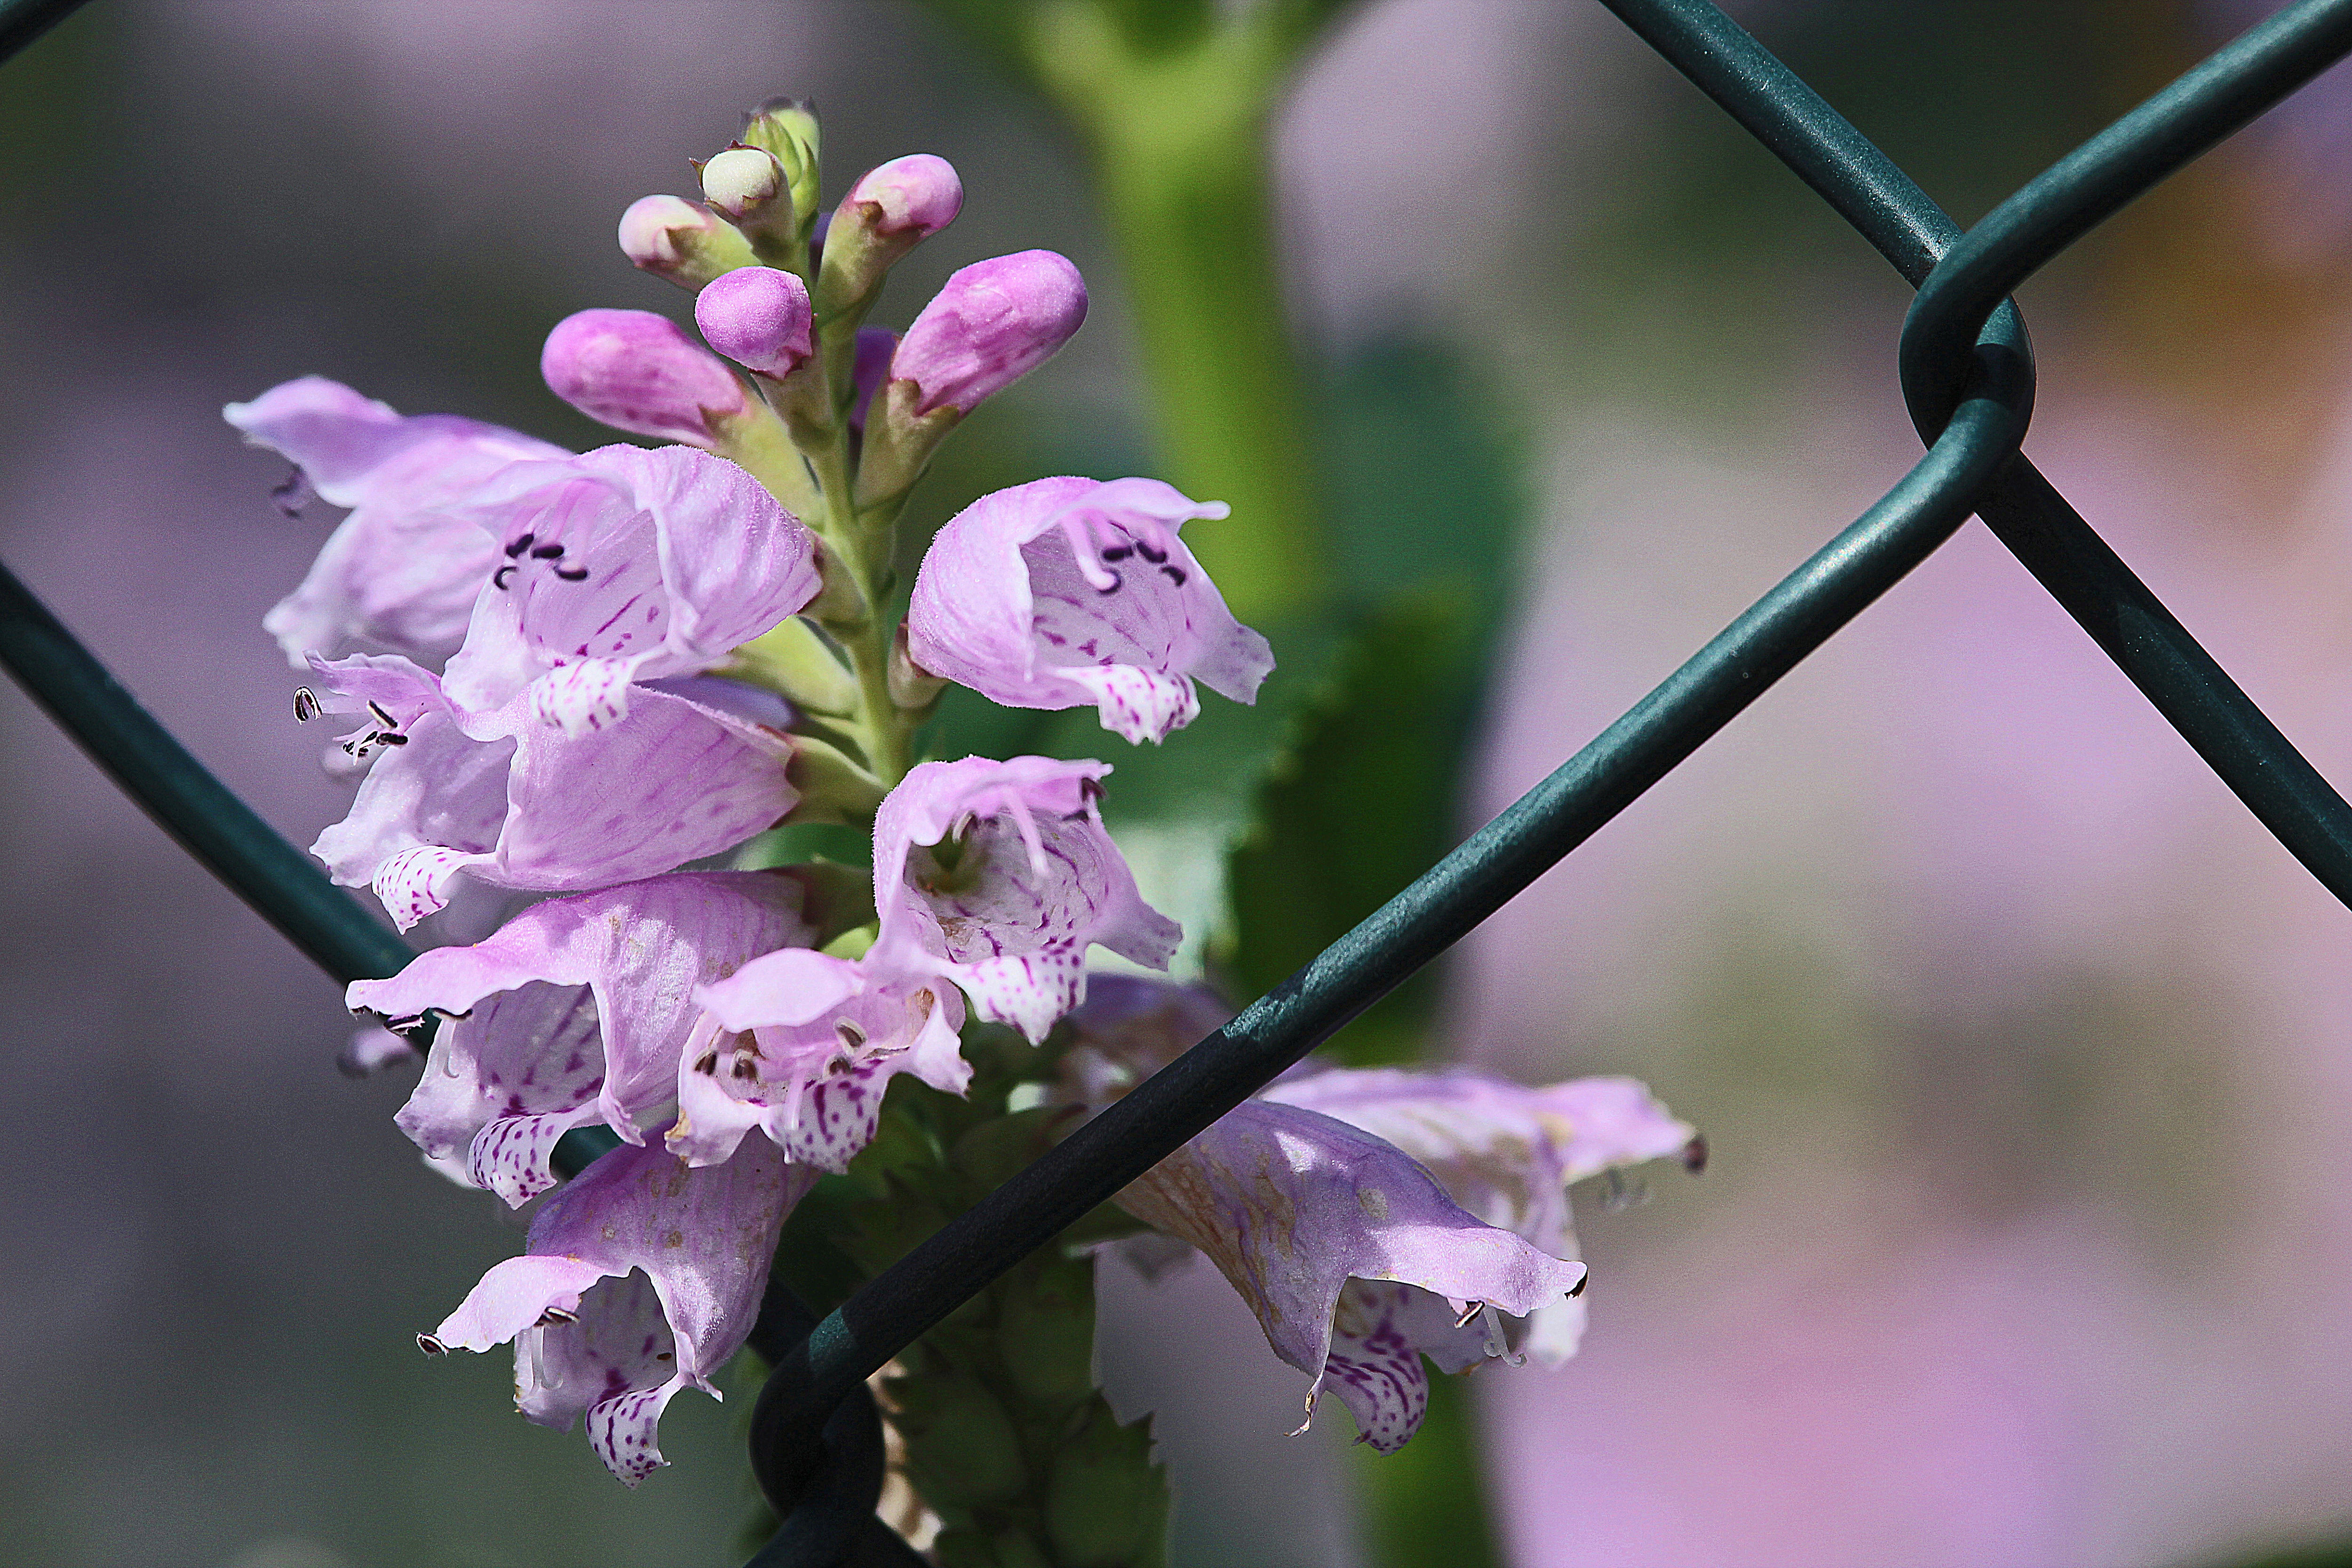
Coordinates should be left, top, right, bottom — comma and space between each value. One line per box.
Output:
2, 3, 2351, 1566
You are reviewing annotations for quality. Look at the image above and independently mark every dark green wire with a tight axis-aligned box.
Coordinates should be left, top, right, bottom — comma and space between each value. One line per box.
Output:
1605, 0, 2352, 905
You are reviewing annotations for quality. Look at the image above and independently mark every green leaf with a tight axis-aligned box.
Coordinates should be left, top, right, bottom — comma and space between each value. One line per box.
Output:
1217, 588, 1483, 1064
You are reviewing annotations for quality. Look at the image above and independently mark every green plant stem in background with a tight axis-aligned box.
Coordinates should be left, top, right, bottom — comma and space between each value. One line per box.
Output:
915, 0, 1361, 627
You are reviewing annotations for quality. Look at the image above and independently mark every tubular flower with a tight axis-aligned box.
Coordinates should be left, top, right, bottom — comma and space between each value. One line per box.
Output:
347, 870, 815, 1201
437, 443, 820, 735
423, 1133, 811, 1486
1120, 1100, 1589, 1453
1057, 978, 1699, 1452
907, 477, 1273, 744
226, 376, 567, 668
1266, 1068, 1702, 1369
303, 652, 800, 929
673, 947, 970, 1171
869, 756, 1180, 1043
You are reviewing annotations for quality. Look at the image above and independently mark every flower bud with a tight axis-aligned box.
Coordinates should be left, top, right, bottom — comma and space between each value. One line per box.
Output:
540, 309, 747, 446
739, 97, 820, 180
737, 98, 823, 248
616, 194, 756, 291
891, 250, 1087, 416
815, 154, 963, 314
693, 265, 814, 380
700, 147, 784, 222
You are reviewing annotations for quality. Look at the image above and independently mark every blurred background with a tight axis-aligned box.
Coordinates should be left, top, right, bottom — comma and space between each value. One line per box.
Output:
8, 1, 2352, 1565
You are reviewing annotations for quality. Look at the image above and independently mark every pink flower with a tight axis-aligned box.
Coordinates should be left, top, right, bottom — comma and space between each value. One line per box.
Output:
225, 376, 566, 667
423, 1134, 810, 1486
907, 477, 1274, 743
347, 871, 814, 1200
540, 309, 748, 446
869, 756, 1181, 1042
1062, 978, 1699, 1451
889, 250, 1087, 416
1122, 1100, 1588, 1452
304, 652, 799, 930
435, 443, 819, 735
674, 947, 970, 1170
298, 443, 820, 926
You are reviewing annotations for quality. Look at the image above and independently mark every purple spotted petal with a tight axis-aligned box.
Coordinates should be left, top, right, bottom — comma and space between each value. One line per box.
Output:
907, 477, 1274, 744
1115, 1099, 1586, 1451
313, 670, 797, 930
1267, 1068, 1697, 1367
440, 444, 819, 732
868, 756, 1180, 1042
677, 953, 969, 1169
353, 873, 814, 1197
428, 1135, 810, 1485
226, 376, 566, 667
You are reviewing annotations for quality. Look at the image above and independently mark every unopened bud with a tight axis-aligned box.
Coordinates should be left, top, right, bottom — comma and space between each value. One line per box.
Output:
693, 265, 815, 380
739, 97, 823, 242
815, 154, 963, 314
853, 154, 962, 239
892, 250, 1087, 416
540, 309, 747, 446
740, 96, 820, 170
700, 147, 784, 221
616, 194, 756, 290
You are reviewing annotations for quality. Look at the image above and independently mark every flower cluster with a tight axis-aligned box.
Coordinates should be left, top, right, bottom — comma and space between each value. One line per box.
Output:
240, 96, 1691, 1493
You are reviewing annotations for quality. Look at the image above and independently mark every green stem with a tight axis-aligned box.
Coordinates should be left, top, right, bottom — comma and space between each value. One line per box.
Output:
1022, 6, 1335, 627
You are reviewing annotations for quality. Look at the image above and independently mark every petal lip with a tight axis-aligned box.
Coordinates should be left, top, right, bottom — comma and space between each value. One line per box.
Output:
229, 376, 567, 667
427, 1136, 811, 1485
907, 475, 1272, 744
1115, 1099, 1585, 1451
